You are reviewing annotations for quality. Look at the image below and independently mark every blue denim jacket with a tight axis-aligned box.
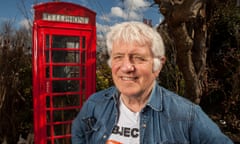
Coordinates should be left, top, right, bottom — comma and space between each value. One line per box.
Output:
72, 83, 233, 144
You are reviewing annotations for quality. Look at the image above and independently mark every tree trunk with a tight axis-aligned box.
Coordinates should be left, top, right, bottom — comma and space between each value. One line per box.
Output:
155, 0, 207, 104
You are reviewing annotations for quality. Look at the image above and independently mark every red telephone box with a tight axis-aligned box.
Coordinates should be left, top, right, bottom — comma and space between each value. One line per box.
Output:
32, 2, 96, 144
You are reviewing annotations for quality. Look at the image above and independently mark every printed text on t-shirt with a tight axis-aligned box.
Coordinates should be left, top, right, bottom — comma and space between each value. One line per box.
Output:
112, 125, 139, 138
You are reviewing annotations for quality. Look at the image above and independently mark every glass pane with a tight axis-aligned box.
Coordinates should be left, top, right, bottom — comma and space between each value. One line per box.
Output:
52, 51, 80, 63
81, 66, 85, 77
53, 66, 80, 78
47, 124, 71, 136
47, 125, 51, 137
45, 50, 50, 62
46, 96, 50, 108
82, 36, 86, 49
46, 66, 50, 78
46, 35, 50, 48
81, 80, 85, 91
47, 110, 51, 122
53, 109, 78, 122
52, 80, 79, 92
81, 94, 86, 103
53, 123, 72, 136
81, 51, 86, 63
52, 35, 79, 48
52, 94, 80, 108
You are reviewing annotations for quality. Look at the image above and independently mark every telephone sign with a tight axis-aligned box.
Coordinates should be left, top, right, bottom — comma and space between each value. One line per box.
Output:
32, 2, 96, 144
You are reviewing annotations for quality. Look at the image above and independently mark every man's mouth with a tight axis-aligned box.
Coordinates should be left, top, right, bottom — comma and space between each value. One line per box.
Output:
121, 76, 137, 81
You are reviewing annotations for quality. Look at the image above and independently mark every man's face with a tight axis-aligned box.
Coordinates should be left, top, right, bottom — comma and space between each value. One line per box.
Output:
111, 42, 160, 98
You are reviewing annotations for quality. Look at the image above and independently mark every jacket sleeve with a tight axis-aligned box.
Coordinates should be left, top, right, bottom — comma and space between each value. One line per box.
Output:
71, 105, 88, 144
190, 105, 234, 144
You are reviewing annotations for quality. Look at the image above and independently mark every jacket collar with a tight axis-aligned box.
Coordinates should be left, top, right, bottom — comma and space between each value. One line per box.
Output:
103, 86, 119, 101
105, 81, 163, 112
146, 81, 163, 111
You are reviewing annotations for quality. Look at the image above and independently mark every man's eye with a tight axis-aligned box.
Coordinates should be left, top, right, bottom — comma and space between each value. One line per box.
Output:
132, 56, 145, 62
113, 55, 123, 60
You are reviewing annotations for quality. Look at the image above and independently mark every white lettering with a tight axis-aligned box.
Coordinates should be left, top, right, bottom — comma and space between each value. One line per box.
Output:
42, 13, 89, 24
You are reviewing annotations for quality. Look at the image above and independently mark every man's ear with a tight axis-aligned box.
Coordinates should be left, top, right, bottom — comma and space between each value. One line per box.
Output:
153, 56, 166, 77
160, 56, 166, 65
157, 56, 166, 70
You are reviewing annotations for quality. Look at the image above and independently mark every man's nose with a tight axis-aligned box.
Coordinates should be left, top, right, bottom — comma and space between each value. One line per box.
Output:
121, 57, 135, 72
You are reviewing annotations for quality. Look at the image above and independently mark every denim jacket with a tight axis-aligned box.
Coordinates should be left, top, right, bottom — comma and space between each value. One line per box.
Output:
71, 83, 233, 144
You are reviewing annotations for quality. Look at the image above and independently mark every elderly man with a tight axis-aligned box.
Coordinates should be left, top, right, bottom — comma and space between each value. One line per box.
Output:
71, 21, 233, 144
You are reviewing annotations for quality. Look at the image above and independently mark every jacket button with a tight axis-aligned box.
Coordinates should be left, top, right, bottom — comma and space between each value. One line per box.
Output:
142, 124, 147, 128
103, 135, 107, 139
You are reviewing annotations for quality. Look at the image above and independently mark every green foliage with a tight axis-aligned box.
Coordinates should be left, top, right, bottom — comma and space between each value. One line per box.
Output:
96, 62, 113, 91
158, 57, 185, 96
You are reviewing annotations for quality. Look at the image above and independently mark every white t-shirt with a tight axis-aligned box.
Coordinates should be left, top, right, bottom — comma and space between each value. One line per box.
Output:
106, 98, 140, 144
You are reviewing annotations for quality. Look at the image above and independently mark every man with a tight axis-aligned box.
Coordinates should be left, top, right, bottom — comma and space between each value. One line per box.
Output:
71, 21, 233, 144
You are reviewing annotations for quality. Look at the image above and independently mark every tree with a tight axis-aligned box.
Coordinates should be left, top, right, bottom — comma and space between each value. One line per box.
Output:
0, 20, 32, 144
153, 0, 240, 140
154, 0, 207, 104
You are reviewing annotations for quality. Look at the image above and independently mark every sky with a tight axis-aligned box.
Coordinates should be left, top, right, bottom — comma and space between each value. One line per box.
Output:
0, 0, 163, 42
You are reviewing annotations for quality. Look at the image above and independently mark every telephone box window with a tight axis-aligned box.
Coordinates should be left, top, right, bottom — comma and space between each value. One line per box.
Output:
82, 36, 86, 49
81, 51, 86, 63
52, 109, 77, 122
53, 66, 80, 78
46, 109, 78, 122
52, 124, 71, 136
46, 95, 80, 108
46, 110, 51, 122
52, 35, 79, 48
55, 95, 79, 107
81, 66, 85, 77
46, 66, 50, 78
46, 96, 50, 108
81, 94, 86, 102
52, 80, 79, 92
46, 35, 50, 48
47, 124, 72, 136
52, 51, 80, 63
45, 51, 50, 62
81, 80, 86, 91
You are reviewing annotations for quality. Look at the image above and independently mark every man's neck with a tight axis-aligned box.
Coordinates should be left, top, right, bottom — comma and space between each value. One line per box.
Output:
120, 94, 149, 112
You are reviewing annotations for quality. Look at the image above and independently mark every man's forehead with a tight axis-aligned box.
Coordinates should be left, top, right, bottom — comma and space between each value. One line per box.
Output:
113, 39, 151, 47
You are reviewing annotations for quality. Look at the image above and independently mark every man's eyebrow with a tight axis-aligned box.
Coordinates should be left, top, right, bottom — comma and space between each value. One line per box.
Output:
112, 53, 124, 56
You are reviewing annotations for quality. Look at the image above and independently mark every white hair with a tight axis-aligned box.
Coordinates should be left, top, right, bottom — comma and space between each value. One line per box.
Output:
106, 21, 165, 71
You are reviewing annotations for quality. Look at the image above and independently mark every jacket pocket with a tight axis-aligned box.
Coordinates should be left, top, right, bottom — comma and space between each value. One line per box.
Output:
82, 117, 100, 134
